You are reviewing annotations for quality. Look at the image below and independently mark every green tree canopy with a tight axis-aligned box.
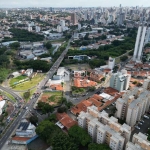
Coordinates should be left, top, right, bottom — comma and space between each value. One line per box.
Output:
44, 41, 52, 49
29, 115, 38, 126
37, 101, 54, 115
120, 55, 128, 62
88, 143, 111, 150
52, 132, 78, 150
68, 125, 92, 146
36, 120, 59, 142
9, 42, 20, 49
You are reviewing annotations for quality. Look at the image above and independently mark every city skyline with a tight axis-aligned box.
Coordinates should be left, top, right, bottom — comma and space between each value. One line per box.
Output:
0, 0, 150, 8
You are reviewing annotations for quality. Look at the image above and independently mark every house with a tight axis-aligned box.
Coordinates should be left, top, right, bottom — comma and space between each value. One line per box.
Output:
56, 113, 77, 130
24, 69, 33, 77
0, 100, 5, 115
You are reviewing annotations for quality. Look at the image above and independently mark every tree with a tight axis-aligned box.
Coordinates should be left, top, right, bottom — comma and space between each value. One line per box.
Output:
29, 115, 38, 126
37, 102, 54, 116
88, 143, 110, 150
89, 86, 96, 92
36, 120, 59, 142
45, 41, 52, 49
120, 55, 128, 62
57, 106, 67, 113
52, 132, 78, 150
68, 125, 92, 147
23, 91, 30, 99
9, 42, 20, 49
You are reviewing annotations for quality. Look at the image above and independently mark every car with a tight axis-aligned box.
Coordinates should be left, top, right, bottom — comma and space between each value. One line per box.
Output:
140, 120, 144, 123
135, 126, 140, 130
138, 122, 142, 125
107, 107, 110, 110
19, 113, 21, 115
144, 115, 149, 119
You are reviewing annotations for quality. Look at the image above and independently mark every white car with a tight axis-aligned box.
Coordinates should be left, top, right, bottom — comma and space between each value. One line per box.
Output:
144, 115, 149, 119
138, 122, 142, 125
135, 126, 140, 130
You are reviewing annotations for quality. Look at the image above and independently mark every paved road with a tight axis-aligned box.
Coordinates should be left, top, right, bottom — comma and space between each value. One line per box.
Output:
0, 40, 71, 149
37, 40, 71, 93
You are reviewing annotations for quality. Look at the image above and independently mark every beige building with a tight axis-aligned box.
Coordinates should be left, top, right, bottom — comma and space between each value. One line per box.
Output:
115, 87, 150, 126
143, 77, 150, 90
126, 132, 150, 150
77, 105, 131, 150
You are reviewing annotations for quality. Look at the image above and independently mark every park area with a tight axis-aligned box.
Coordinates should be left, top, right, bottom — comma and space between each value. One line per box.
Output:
9, 74, 45, 91
39, 91, 63, 106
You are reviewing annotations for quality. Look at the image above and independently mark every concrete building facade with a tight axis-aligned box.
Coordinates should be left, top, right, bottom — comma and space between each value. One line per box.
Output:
77, 105, 131, 150
115, 87, 150, 127
110, 69, 131, 92
126, 132, 150, 150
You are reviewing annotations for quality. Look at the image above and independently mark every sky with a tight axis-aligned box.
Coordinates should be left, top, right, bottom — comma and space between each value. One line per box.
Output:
0, 0, 150, 8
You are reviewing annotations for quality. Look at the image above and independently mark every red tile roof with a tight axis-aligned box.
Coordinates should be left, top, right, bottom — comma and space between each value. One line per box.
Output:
12, 136, 30, 141
56, 113, 77, 130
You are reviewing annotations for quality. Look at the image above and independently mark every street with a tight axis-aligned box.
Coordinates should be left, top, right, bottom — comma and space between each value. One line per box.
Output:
0, 40, 71, 149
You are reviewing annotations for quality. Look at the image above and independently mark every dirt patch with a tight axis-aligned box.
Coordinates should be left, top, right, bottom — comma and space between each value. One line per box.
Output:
38, 92, 62, 106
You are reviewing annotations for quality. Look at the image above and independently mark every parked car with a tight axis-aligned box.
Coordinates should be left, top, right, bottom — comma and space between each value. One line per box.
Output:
138, 122, 142, 125
135, 126, 140, 130
140, 120, 144, 123
144, 115, 149, 119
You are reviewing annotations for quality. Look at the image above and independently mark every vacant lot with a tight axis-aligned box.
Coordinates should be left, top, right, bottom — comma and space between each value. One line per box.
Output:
65, 63, 91, 71
11, 74, 45, 91
39, 91, 62, 106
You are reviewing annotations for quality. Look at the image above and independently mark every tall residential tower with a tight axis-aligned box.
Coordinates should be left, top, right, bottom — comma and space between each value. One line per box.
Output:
133, 26, 150, 62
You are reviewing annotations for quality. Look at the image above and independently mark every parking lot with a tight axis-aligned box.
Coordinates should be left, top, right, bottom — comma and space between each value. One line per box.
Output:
131, 113, 150, 140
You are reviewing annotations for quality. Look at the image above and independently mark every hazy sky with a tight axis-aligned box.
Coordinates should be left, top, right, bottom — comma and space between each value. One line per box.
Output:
0, 0, 150, 8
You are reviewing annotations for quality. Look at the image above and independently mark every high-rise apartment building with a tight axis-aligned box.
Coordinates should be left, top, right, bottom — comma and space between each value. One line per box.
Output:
115, 87, 150, 127
60, 20, 65, 28
143, 77, 150, 90
71, 13, 77, 25
110, 70, 131, 92
126, 132, 150, 150
77, 105, 131, 150
133, 26, 150, 62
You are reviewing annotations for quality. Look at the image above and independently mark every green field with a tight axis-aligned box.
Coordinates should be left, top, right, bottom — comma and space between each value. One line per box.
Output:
20, 87, 37, 102
9, 75, 27, 86
11, 74, 45, 91
2, 91, 16, 103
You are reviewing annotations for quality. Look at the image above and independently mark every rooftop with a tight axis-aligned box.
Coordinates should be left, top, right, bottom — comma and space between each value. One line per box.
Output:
56, 113, 77, 130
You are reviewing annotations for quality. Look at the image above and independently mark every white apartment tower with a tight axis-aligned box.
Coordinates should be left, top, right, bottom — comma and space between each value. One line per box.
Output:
133, 26, 150, 62
126, 132, 150, 150
110, 69, 131, 92
116, 87, 150, 127
143, 77, 150, 90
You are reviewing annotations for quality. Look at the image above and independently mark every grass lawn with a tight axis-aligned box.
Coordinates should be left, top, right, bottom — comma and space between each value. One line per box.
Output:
51, 38, 66, 43
0, 68, 11, 83
2, 91, 16, 103
9, 75, 27, 86
40, 91, 63, 106
11, 74, 45, 91
20, 87, 37, 102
